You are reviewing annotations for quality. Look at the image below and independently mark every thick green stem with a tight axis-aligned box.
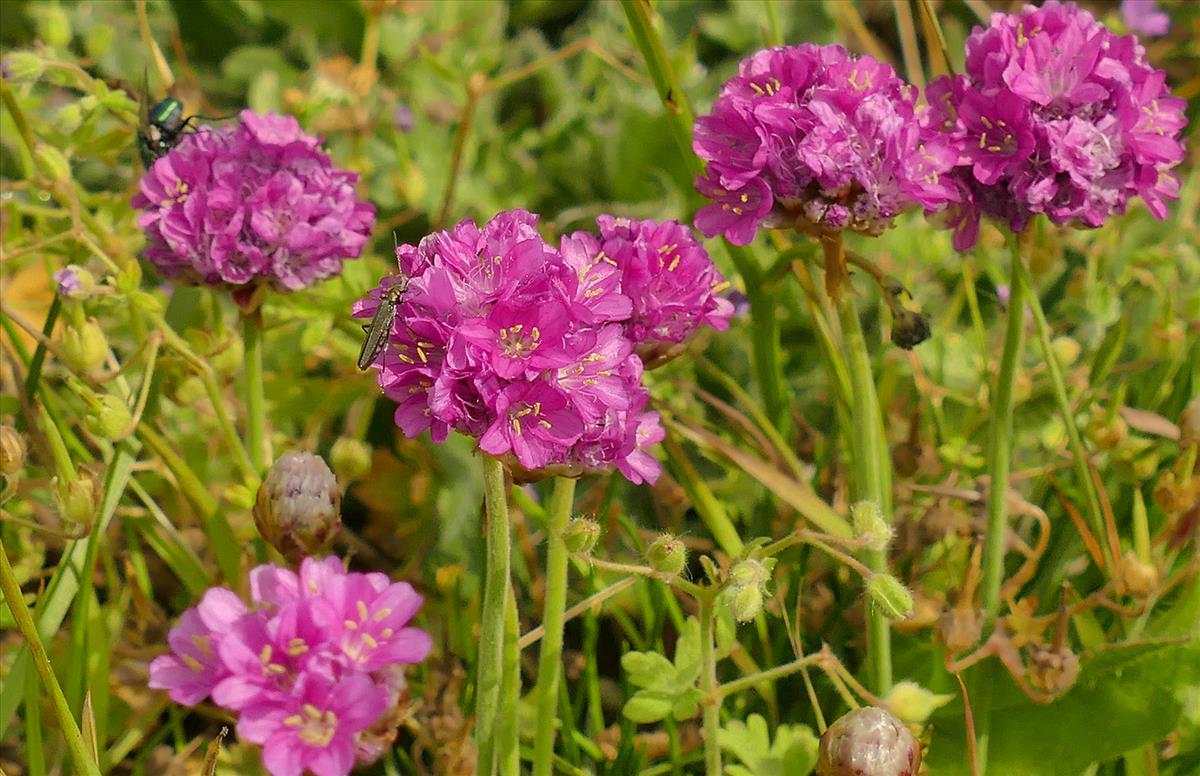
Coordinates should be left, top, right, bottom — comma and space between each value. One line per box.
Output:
699, 596, 721, 776
1013, 259, 1110, 571
982, 236, 1027, 619
242, 309, 269, 474
475, 455, 512, 775
497, 584, 521, 775
0, 537, 102, 776
835, 289, 893, 694
532, 476, 578, 775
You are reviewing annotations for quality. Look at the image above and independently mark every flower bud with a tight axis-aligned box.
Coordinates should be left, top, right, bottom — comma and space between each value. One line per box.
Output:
329, 437, 372, 482
2, 51, 46, 81
54, 265, 95, 300
253, 452, 341, 562
34, 143, 71, 182
1121, 550, 1158, 598
725, 583, 763, 623
562, 517, 601, 554
884, 680, 953, 724
0, 425, 26, 477
171, 375, 207, 407
890, 308, 931, 350
851, 500, 892, 553
729, 558, 770, 588
817, 706, 922, 776
56, 468, 101, 527
60, 318, 107, 374
1050, 335, 1081, 367
867, 575, 914, 621
1027, 645, 1080, 699
35, 4, 72, 47
645, 533, 686, 578
85, 394, 131, 441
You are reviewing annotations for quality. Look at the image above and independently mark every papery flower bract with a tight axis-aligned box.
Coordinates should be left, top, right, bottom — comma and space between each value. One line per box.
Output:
134, 110, 375, 294
922, 0, 1188, 250
692, 44, 946, 244
150, 557, 430, 776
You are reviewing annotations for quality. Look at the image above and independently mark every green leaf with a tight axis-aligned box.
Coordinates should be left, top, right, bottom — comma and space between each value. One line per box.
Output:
720, 714, 818, 776
670, 688, 703, 721
620, 651, 676, 689
622, 691, 673, 724
927, 642, 1200, 775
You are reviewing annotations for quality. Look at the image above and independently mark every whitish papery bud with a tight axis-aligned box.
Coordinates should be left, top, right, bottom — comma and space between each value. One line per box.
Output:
329, 437, 372, 482
0, 426, 26, 477
254, 452, 341, 563
817, 706, 922, 776
851, 500, 892, 553
867, 575, 914, 622
60, 318, 107, 374
645, 533, 686, 578
884, 680, 953, 724
562, 517, 601, 554
56, 468, 101, 527
1121, 551, 1158, 598
85, 394, 131, 441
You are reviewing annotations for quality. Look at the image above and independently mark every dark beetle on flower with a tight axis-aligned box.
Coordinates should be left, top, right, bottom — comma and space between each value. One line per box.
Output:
357, 275, 410, 370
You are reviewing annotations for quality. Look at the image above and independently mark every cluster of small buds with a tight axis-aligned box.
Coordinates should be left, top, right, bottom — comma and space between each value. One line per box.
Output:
149, 556, 432, 776
134, 110, 375, 301
923, 0, 1188, 250
692, 43, 957, 245
723, 557, 774, 623
354, 210, 731, 482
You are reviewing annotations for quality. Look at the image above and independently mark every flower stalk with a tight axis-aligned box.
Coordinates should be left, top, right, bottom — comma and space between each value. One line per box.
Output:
981, 234, 1027, 618
242, 308, 270, 475
476, 455, 513, 775
698, 593, 721, 776
533, 476, 578, 775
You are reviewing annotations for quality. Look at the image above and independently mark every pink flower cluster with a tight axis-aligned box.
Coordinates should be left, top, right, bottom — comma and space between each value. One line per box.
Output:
924, 0, 1187, 250
134, 110, 375, 293
691, 44, 957, 245
354, 210, 731, 482
149, 557, 431, 776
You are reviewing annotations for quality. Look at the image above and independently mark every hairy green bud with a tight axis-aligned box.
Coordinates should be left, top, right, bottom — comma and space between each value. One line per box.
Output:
85, 394, 131, 441
867, 574, 914, 621
60, 318, 108, 374
850, 500, 892, 553
3, 51, 46, 81
884, 680, 953, 724
729, 558, 770, 589
34, 143, 72, 182
56, 468, 101, 527
645, 533, 686, 578
329, 437, 372, 482
562, 517, 601, 554
725, 583, 763, 623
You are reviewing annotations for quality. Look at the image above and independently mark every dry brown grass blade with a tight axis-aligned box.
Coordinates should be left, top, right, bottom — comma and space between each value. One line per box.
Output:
955, 672, 980, 776
202, 726, 229, 776
666, 417, 852, 538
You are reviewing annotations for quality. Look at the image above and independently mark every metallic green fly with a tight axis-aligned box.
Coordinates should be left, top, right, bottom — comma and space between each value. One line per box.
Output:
357, 277, 410, 370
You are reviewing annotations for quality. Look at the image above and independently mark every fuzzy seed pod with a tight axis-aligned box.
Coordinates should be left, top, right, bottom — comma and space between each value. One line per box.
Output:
562, 517, 601, 554
867, 575, 915, 622
725, 583, 764, 623
86, 394, 132, 441
56, 468, 101, 527
817, 706, 922, 776
851, 500, 893, 553
254, 452, 342, 562
60, 318, 108, 375
0, 425, 26, 477
645, 533, 686, 578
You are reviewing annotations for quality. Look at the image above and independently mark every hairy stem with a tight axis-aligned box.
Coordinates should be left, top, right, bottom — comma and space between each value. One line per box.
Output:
533, 476, 578, 775
475, 455, 512, 775
699, 596, 722, 776
241, 309, 269, 474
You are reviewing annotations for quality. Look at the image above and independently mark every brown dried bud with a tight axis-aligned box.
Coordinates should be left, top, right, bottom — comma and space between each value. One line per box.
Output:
936, 605, 983, 655
817, 706, 922, 776
1027, 645, 1080, 699
254, 452, 341, 562
1121, 551, 1158, 598
0, 425, 27, 477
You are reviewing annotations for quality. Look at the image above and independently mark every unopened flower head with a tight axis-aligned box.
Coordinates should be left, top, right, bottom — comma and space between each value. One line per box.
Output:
134, 110, 375, 295
353, 209, 672, 483
923, 0, 1187, 250
692, 44, 955, 245
149, 556, 431, 776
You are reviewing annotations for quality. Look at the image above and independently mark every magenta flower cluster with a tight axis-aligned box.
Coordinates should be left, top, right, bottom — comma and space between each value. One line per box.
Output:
691, 43, 957, 245
149, 557, 431, 776
924, 0, 1187, 250
354, 210, 731, 482
134, 110, 375, 293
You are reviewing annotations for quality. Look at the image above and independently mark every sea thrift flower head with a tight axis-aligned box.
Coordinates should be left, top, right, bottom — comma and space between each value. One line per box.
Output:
354, 209, 670, 483
149, 557, 431, 776
692, 44, 952, 245
1122, 0, 1170, 37
133, 110, 375, 300
924, 0, 1187, 250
